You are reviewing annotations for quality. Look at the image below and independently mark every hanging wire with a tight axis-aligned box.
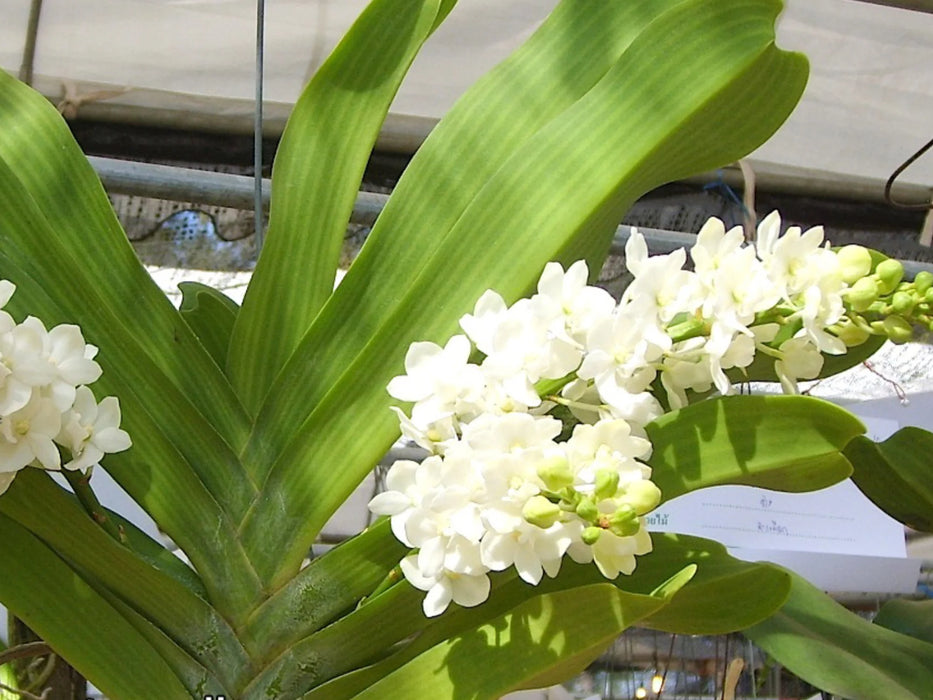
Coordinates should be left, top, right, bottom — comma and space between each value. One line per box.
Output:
254, 0, 266, 251
884, 136, 933, 210
655, 633, 676, 700
19, 0, 43, 85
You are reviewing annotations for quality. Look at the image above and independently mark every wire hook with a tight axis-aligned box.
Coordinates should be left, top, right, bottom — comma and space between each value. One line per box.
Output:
884, 136, 933, 210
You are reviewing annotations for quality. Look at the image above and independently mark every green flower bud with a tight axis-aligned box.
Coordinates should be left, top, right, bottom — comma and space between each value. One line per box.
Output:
833, 319, 870, 347
581, 526, 602, 545
522, 495, 562, 529
836, 245, 873, 284
926, 288, 933, 304
875, 259, 904, 294
845, 277, 879, 312
608, 505, 641, 538
622, 480, 663, 515
536, 457, 574, 491
915, 271, 933, 295
594, 469, 620, 501
883, 316, 913, 344
891, 291, 915, 314
575, 497, 599, 523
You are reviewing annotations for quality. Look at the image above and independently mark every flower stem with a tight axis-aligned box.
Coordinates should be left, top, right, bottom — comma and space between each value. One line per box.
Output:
62, 469, 127, 544
358, 565, 403, 608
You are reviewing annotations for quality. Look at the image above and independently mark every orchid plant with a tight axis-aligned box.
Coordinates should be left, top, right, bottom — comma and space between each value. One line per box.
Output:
0, 0, 931, 698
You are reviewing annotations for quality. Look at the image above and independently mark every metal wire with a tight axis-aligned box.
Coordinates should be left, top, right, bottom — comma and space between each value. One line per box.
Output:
18, 0, 43, 85
254, 0, 266, 251
884, 136, 933, 210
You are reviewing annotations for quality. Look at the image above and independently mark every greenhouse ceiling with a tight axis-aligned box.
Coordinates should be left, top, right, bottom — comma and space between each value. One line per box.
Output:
1, 0, 932, 205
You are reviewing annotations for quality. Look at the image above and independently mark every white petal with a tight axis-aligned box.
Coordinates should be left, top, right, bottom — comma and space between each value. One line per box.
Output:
513, 546, 544, 585
367, 491, 410, 516
400, 554, 434, 591
0, 281, 16, 308
30, 435, 61, 470
94, 427, 132, 453
418, 537, 447, 578
423, 579, 453, 617
450, 573, 490, 609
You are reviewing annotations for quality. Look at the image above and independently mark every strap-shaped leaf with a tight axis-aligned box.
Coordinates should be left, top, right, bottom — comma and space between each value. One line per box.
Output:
745, 571, 933, 700
0, 512, 195, 699
0, 69, 251, 452
874, 599, 933, 647
261, 532, 785, 697
0, 251, 263, 625
239, 0, 726, 480
94, 593, 226, 697
845, 427, 933, 532
631, 534, 791, 634
349, 584, 672, 700
237, 0, 810, 589
105, 507, 207, 598
0, 470, 253, 691
0, 161, 264, 620
244, 0, 684, 465
646, 395, 863, 500
0, 74, 266, 618
0, 145, 258, 522
178, 281, 239, 370
227, 0, 451, 415
240, 518, 407, 662
242, 583, 424, 698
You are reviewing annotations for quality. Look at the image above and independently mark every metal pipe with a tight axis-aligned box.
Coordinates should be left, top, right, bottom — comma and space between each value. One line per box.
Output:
87, 155, 386, 225
88, 155, 933, 276
849, 0, 933, 13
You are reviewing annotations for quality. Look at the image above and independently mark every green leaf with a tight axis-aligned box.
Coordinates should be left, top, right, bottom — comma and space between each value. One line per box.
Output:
0, 68, 252, 452
178, 281, 239, 369
104, 507, 208, 598
0, 470, 253, 691
745, 571, 933, 700
94, 592, 226, 697
237, 0, 810, 590
0, 112, 258, 521
0, 70, 270, 620
300, 534, 786, 700
227, 0, 451, 415
0, 159, 264, 620
646, 395, 863, 500
255, 0, 687, 459
0, 512, 194, 699
874, 599, 933, 647
349, 584, 671, 700
845, 427, 933, 532
622, 534, 792, 634
240, 519, 407, 662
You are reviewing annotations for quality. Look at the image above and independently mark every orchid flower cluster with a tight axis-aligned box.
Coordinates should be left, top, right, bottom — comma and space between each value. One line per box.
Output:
0, 281, 131, 495
370, 212, 897, 617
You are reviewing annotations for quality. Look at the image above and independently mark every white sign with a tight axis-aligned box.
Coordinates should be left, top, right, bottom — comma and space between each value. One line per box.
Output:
645, 480, 905, 558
